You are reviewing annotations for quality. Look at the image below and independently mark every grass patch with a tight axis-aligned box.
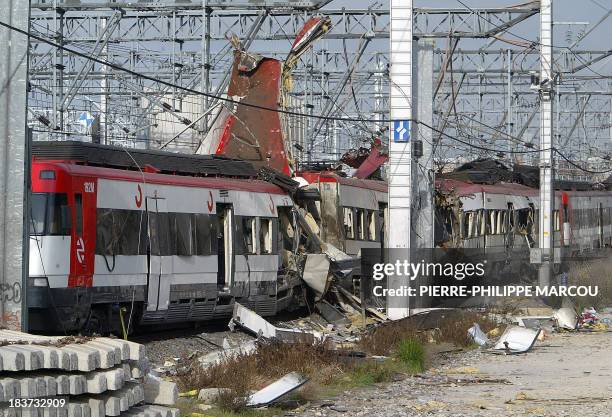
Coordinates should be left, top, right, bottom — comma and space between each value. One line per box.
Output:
395, 338, 425, 373
358, 310, 499, 354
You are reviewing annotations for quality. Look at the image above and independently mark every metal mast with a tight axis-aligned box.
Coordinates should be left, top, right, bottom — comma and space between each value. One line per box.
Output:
538, 0, 554, 288
387, 0, 414, 319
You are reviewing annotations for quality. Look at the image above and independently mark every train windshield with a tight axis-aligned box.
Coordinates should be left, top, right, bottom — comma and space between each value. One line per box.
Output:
29, 193, 71, 236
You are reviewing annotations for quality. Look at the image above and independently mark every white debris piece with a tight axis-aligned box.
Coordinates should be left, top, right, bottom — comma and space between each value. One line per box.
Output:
247, 372, 309, 407
553, 307, 578, 330
229, 303, 323, 344
493, 325, 541, 353
467, 323, 489, 346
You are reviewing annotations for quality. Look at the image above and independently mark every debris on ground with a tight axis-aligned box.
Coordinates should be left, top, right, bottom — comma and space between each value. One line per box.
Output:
246, 372, 309, 407
467, 323, 489, 346
198, 387, 232, 404
229, 302, 323, 344
577, 307, 611, 331
492, 325, 541, 354
553, 307, 578, 330
0, 330, 179, 417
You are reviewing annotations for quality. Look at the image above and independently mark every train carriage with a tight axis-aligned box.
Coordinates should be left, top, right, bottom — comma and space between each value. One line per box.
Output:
298, 171, 388, 256
28, 142, 295, 333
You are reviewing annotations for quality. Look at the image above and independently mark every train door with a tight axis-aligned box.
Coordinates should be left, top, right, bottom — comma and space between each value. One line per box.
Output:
146, 196, 171, 311
216, 203, 234, 289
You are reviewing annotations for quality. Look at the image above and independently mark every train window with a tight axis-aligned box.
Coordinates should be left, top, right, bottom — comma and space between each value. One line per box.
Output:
356, 209, 365, 240
235, 216, 256, 255
74, 194, 83, 236
465, 212, 474, 238
30, 193, 47, 235
462, 212, 469, 238
174, 213, 195, 256
488, 211, 496, 234
39, 170, 56, 180
343, 208, 355, 239
367, 211, 377, 241
260, 218, 273, 254
158, 213, 175, 256
47, 193, 71, 236
195, 214, 216, 255
96, 209, 147, 256
480, 211, 488, 235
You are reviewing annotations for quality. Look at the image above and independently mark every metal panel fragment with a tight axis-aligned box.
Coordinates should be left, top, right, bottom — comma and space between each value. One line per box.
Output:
247, 372, 309, 407
302, 254, 331, 300
493, 325, 540, 353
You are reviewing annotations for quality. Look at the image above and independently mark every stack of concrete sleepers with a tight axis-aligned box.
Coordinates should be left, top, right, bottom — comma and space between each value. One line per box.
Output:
0, 331, 178, 417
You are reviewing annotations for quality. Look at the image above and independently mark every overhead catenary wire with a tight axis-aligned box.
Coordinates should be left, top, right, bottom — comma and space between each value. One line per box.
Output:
455, 0, 611, 78
4, 19, 611, 174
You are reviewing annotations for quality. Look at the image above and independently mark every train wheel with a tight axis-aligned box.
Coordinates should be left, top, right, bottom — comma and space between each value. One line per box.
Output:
81, 308, 106, 336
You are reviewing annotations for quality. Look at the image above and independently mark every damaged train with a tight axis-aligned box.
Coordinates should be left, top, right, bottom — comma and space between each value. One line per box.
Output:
26, 17, 612, 334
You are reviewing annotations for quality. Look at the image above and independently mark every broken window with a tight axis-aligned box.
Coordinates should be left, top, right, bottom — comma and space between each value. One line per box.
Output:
464, 211, 478, 238
260, 218, 273, 254
356, 209, 365, 240
367, 210, 377, 241
96, 209, 147, 256
343, 207, 354, 239
235, 216, 256, 254
478, 210, 485, 236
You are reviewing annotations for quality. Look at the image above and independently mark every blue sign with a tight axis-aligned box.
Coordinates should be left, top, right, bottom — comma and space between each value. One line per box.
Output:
392, 120, 410, 142
79, 112, 94, 127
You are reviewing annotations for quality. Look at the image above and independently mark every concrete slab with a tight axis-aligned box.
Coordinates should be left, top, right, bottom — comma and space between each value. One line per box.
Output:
142, 376, 177, 406
85, 371, 108, 394
68, 374, 88, 395
0, 378, 20, 400
61, 345, 100, 372
0, 331, 144, 373
84, 342, 121, 368
0, 346, 26, 371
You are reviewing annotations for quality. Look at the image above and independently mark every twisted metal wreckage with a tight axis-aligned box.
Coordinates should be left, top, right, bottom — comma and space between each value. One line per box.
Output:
193, 16, 389, 321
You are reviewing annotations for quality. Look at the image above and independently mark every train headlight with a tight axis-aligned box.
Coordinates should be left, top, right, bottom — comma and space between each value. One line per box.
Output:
29, 277, 49, 287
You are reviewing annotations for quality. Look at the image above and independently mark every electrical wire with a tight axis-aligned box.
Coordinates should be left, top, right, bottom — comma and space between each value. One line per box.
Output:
455, 0, 611, 78
7, 18, 612, 174
0, 19, 389, 124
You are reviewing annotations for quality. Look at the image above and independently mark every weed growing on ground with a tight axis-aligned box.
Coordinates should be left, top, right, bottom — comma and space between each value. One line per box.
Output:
395, 338, 425, 373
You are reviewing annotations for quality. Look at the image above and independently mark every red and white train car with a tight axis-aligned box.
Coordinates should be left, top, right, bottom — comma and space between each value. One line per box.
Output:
28, 142, 294, 333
